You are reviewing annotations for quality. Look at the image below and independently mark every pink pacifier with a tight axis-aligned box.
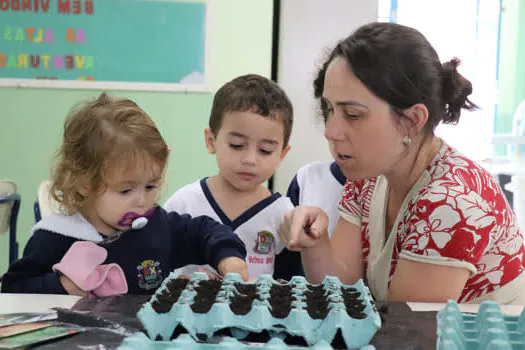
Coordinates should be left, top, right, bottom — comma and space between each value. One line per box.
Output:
118, 208, 155, 230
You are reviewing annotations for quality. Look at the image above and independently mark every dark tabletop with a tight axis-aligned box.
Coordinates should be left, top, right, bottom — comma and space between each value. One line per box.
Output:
33, 295, 437, 349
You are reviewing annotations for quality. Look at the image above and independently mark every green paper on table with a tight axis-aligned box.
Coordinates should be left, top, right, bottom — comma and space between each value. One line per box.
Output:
0, 325, 82, 349
0, 312, 57, 328
0, 324, 51, 339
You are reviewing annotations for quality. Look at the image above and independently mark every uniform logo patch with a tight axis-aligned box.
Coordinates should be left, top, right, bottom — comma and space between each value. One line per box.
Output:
254, 230, 275, 254
137, 259, 162, 290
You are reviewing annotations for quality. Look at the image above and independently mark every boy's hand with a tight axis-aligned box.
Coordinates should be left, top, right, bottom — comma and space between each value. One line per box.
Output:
197, 267, 222, 280
217, 257, 249, 281
180, 268, 222, 280
59, 274, 88, 297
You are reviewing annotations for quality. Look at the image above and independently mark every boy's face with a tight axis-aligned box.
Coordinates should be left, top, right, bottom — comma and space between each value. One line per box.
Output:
205, 110, 290, 192
80, 159, 162, 236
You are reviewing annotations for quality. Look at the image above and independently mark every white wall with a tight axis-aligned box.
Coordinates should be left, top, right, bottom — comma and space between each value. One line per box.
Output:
395, 0, 498, 162
274, 0, 379, 193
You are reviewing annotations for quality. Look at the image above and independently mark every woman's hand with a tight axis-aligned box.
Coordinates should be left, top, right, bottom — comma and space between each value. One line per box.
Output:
59, 274, 88, 297
217, 257, 249, 281
279, 206, 329, 251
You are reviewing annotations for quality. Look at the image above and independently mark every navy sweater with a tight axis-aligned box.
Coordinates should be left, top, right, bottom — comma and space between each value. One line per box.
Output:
1, 208, 247, 295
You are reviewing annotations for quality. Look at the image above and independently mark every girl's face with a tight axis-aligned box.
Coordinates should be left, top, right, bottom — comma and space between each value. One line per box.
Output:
80, 157, 163, 236
322, 56, 407, 181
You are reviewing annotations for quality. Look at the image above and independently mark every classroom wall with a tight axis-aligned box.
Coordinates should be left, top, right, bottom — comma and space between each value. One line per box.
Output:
274, 0, 525, 188
273, 0, 379, 193
0, 0, 274, 275
495, 0, 525, 136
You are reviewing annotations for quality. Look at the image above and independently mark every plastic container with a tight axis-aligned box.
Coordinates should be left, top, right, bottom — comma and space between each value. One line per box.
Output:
505, 174, 525, 231
508, 100, 525, 158
437, 300, 525, 349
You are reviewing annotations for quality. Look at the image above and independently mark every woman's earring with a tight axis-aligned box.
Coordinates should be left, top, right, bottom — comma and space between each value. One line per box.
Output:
403, 136, 412, 146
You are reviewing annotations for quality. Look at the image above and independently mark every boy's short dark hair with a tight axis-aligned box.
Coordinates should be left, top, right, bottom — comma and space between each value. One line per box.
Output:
209, 74, 293, 148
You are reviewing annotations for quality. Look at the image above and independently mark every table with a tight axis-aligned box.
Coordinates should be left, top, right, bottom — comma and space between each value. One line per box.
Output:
407, 302, 524, 316
0, 293, 80, 314
3, 293, 523, 316
0, 293, 523, 349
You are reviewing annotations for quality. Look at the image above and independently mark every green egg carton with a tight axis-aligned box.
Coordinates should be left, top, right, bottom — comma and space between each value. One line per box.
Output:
438, 300, 525, 349
137, 272, 381, 349
118, 332, 378, 349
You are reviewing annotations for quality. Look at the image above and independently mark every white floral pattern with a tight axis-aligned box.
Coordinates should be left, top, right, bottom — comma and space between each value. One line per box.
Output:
339, 143, 525, 302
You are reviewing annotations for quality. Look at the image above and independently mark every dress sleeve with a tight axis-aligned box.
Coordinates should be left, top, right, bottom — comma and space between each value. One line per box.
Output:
337, 180, 366, 227
399, 185, 495, 275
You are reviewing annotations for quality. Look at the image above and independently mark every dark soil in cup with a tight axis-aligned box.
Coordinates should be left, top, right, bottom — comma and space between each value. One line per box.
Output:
190, 280, 222, 313
305, 285, 328, 319
268, 284, 293, 319
342, 287, 366, 319
151, 278, 189, 313
229, 283, 257, 315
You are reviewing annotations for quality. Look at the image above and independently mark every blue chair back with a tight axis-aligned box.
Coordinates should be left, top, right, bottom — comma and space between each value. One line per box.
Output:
34, 180, 61, 223
34, 200, 41, 223
0, 180, 21, 264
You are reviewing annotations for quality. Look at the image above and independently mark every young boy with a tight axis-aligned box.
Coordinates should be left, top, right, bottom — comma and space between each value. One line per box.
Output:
286, 159, 346, 237
164, 74, 303, 280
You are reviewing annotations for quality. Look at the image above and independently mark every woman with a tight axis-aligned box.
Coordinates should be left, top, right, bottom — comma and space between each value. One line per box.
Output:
279, 22, 525, 304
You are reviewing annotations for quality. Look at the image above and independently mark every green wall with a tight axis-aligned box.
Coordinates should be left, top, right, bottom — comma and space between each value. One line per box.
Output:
495, 0, 525, 135
0, 0, 274, 275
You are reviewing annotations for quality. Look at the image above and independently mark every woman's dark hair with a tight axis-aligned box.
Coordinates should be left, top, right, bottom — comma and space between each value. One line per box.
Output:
313, 22, 477, 132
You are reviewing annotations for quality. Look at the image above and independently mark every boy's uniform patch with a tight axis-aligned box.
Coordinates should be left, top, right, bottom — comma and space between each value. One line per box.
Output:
254, 230, 274, 254
137, 260, 162, 290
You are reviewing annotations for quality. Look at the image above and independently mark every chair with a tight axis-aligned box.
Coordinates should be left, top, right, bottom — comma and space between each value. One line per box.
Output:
0, 180, 21, 264
34, 180, 62, 222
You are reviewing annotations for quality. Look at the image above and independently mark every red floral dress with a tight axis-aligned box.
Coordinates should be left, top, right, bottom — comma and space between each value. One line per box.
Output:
339, 142, 525, 303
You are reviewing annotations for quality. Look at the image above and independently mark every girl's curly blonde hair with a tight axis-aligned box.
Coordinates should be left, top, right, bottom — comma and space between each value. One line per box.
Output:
50, 93, 169, 214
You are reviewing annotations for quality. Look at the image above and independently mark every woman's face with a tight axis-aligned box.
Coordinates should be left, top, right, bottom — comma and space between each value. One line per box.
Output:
322, 56, 407, 181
